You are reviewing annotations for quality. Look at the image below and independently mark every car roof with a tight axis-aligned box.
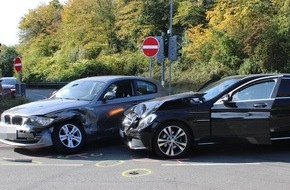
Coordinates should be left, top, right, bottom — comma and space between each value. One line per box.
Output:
229, 73, 290, 80
197, 73, 289, 92
75, 75, 159, 83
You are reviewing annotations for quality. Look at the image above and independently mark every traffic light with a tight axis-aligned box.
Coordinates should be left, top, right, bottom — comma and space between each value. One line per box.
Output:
155, 35, 182, 62
155, 36, 165, 63
168, 35, 182, 61
0, 43, 1, 53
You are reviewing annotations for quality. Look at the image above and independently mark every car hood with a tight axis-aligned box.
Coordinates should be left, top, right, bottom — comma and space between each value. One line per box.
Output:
126, 91, 205, 117
3, 98, 90, 116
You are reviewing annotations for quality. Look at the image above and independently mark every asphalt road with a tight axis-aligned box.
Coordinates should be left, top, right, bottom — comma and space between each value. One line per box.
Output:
5, 88, 290, 189
1, 140, 290, 190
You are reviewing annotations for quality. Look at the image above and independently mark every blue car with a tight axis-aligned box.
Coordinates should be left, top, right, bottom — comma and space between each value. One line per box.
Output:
0, 75, 167, 153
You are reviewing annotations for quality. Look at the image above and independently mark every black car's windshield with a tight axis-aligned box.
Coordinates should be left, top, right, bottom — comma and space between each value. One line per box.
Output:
199, 78, 240, 100
52, 80, 106, 101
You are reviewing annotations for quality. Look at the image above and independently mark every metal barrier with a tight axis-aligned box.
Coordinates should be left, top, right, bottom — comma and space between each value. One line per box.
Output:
15, 83, 26, 96
25, 82, 68, 89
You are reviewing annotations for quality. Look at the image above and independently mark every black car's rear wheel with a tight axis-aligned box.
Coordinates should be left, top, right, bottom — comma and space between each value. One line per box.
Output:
52, 121, 86, 154
153, 121, 192, 159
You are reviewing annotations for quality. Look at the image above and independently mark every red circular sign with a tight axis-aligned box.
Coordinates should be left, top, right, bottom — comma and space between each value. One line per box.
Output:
14, 57, 22, 72
142, 36, 159, 57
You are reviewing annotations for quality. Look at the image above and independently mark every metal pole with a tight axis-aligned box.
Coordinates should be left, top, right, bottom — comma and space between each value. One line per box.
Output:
169, 60, 172, 94
149, 58, 152, 78
161, 60, 165, 88
168, 0, 173, 94
169, 0, 173, 37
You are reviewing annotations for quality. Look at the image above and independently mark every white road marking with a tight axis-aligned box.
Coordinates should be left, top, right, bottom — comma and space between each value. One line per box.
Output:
0, 161, 83, 167
162, 163, 261, 166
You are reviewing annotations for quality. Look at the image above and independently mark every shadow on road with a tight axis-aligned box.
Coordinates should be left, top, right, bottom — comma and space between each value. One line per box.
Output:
10, 139, 290, 164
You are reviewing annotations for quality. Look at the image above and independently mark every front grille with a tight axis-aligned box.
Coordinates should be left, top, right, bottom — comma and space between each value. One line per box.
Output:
12, 117, 23, 125
4, 115, 10, 124
3, 115, 23, 125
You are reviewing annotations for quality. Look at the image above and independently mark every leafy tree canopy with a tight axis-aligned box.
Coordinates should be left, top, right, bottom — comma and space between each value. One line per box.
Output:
0, 0, 288, 92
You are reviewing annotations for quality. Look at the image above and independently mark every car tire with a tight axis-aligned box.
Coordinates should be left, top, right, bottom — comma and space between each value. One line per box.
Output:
153, 121, 192, 159
52, 121, 86, 154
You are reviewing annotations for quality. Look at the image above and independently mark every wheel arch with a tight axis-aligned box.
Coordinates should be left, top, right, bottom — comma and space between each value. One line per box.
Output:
50, 112, 86, 131
51, 117, 87, 154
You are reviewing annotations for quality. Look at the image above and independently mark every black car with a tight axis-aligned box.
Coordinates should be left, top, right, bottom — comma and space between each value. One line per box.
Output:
0, 76, 167, 153
121, 74, 290, 158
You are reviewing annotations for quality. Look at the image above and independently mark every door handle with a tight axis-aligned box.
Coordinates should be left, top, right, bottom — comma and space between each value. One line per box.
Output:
253, 103, 267, 108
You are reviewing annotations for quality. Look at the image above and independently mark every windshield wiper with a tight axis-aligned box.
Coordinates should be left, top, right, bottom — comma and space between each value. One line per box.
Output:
62, 97, 78, 100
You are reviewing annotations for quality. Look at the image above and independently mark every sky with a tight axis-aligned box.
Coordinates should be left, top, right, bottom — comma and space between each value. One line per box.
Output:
0, 0, 66, 46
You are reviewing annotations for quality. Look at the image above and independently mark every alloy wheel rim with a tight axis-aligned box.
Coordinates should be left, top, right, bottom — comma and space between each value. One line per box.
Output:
157, 125, 187, 157
59, 124, 82, 148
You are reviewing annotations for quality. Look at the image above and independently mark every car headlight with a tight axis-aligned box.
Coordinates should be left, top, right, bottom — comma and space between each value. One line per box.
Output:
27, 116, 54, 127
137, 114, 157, 131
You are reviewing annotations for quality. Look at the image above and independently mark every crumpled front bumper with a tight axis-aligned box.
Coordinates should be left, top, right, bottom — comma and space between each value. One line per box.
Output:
0, 124, 53, 149
119, 128, 147, 150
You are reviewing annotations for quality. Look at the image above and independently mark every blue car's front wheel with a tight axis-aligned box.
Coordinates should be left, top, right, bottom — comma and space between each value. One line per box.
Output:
52, 121, 86, 154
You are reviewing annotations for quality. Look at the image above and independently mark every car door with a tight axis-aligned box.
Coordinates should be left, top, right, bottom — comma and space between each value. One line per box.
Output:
92, 79, 136, 135
211, 77, 278, 144
92, 79, 161, 136
270, 77, 290, 140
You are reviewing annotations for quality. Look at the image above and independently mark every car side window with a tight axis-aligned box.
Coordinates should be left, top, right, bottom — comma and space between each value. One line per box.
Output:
106, 80, 133, 98
232, 80, 275, 101
135, 80, 157, 95
276, 79, 290, 97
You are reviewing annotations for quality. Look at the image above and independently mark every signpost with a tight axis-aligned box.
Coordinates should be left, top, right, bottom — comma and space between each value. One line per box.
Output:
14, 57, 22, 72
142, 36, 159, 78
13, 57, 25, 96
142, 36, 159, 57
141, 1, 177, 93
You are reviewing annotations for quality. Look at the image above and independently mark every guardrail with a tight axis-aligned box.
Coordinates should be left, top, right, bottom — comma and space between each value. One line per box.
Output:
25, 82, 68, 89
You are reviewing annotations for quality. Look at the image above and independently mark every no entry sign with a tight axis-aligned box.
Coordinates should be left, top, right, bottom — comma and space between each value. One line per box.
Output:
142, 36, 159, 57
14, 57, 22, 72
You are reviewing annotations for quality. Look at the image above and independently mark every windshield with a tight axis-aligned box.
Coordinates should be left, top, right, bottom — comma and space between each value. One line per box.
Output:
1, 78, 17, 85
52, 80, 106, 101
198, 78, 240, 100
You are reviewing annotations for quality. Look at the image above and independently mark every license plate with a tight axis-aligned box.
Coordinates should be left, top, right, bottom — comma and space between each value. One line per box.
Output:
0, 126, 17, 139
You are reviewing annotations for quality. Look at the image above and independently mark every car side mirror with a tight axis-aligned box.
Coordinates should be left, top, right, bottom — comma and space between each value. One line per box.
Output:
103, 91, 116, 100
221, 94, 232, 104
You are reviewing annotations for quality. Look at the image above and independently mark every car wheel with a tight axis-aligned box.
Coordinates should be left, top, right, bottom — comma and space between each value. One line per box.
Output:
52, 121, 86, 154
153, 121, 192, 159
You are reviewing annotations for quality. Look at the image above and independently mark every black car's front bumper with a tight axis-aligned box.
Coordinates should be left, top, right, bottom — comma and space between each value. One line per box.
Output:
120, 122, 160, 150
119, 128, 148, 150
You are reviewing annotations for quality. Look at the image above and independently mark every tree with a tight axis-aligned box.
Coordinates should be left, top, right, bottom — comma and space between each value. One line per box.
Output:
18, 0, 62, 45
174, 0, 213, 30
0, 45, 18, 77
184, 0, 289, 74
115, 0, 169, 51
58, 0, 117, 61
17, 0, 63, 81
